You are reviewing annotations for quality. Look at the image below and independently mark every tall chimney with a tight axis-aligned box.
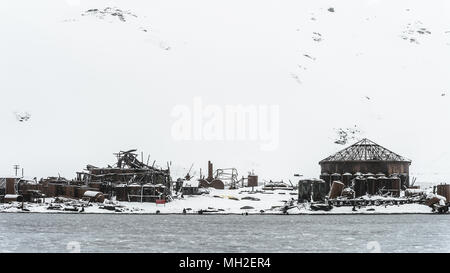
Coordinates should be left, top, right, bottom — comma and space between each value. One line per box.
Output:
207, 161, 213, 182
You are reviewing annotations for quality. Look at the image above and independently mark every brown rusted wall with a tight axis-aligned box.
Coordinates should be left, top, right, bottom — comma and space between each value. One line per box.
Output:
320, 161, 410, 175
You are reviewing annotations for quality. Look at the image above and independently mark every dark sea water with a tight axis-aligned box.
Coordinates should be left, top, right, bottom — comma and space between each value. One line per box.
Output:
0, 214, 449, 253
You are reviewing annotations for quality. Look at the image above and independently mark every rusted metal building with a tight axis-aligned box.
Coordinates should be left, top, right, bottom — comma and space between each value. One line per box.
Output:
76, 149, 172, 202
319, 138, 411, 196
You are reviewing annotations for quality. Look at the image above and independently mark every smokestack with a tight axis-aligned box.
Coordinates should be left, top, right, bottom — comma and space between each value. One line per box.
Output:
207, 161, 213, 182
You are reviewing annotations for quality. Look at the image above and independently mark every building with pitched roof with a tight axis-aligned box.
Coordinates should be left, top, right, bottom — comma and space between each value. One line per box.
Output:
319, 138, 411, 190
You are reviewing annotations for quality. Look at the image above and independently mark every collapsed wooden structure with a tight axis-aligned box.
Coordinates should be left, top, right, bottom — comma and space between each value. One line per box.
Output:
0, 150, 172, 204
76, 149, 171, 202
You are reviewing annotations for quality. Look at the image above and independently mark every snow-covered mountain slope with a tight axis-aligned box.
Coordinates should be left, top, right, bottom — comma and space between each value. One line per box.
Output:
0, 1, 449, 185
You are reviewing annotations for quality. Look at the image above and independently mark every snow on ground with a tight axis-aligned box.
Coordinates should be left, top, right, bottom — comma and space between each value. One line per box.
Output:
0, 187, 434, 215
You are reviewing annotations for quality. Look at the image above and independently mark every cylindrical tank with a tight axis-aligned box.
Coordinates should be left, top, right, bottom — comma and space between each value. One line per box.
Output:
354, 177, 367, 197
331, 173, 341, 182
198, 179, 210, 188
247, 175, 258, 187
114, 186, 128, 201
329, 181, 344, 199
375, 176, 389, 194
342, 173, 353, 187
437, 184, 450, 202
320, 173, 331, 194
391, 177, 401, 197
210, 179, 225, 190
5, 178, 16, 195
312, 179, 326, 202
366, 176, 377, 195
385, 177, 394, 191
298, 180, 312, 203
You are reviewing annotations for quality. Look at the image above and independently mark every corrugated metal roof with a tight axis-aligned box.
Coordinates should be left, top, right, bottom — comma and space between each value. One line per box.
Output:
320, 138, 411, 163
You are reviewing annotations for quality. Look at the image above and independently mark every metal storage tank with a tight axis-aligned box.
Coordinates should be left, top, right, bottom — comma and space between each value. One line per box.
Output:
114, 185, 128, 201
320, 173, 330, 183
5, 178, 17, 195
384, 177, 394, 192
390, 176, 401, 197
320, 173, 331, 194
319, 138, 411, 187
331, 173, 341, 183
376, 176, 388, 195
366, 176, 377, 195
342, 173, 353, 187
437, 184, 450, 202
354, 177, 367, 197
198, 179, 210, 188
210, 179, 225, 190
247, 175, 258, 187
312, 179, 326, 202
298, 180, 312, 203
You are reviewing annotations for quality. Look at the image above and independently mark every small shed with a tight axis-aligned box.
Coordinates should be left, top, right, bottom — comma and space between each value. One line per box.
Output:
82, 191, 105, 203
182, 180, 200, 195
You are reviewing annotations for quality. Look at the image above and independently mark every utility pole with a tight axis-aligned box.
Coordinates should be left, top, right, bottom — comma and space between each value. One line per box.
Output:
13, 165, 20, 177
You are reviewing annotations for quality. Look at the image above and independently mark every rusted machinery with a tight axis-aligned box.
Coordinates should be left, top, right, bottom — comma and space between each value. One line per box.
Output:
198, 161, 225, 189
82, 190, 105, 203
198, 161, 245, 190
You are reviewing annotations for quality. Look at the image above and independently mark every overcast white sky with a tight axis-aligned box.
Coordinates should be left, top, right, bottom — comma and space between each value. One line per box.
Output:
1, 0, 449, 185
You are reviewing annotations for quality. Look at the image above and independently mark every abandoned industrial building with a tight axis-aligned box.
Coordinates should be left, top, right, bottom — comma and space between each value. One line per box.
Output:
298, 138, 413, 202
1, 139, 449, 215
76, 149, 172, 202
0, 149, 171, 204
319, 138, 411, 197
319, 138, 411, 185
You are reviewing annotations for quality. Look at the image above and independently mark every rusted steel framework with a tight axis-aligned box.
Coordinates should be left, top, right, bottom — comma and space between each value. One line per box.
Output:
321, 138, 410, 162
